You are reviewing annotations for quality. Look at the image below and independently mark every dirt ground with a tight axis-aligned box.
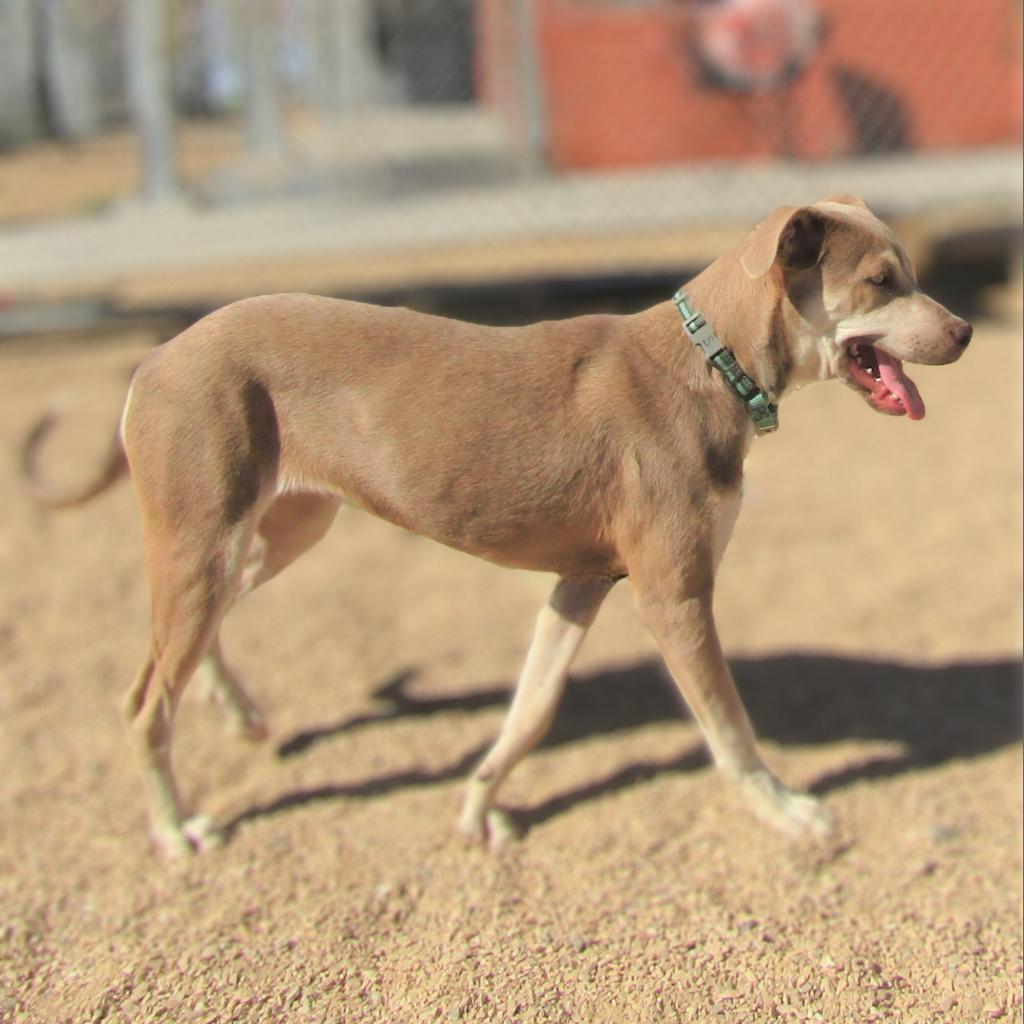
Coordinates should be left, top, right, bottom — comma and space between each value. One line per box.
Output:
0, 284, 1021, 1024
0, 124, 245, 226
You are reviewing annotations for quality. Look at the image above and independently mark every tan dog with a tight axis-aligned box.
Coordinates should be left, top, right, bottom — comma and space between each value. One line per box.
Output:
23, 197, 971, 857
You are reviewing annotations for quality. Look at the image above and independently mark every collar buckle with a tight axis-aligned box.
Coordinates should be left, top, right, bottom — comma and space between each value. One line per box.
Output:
673, 289, 779, 435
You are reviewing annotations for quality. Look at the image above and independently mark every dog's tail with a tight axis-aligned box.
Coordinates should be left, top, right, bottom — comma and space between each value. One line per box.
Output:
20, 401, 129, 509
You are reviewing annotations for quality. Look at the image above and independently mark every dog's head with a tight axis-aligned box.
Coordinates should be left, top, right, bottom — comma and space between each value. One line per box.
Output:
740, 196, 971, 419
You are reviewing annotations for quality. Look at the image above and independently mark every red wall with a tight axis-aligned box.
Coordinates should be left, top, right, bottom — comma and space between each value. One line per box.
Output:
476, 0, 1022, 169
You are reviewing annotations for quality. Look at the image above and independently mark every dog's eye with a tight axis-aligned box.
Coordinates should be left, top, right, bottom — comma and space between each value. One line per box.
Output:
868, 271, 892, 287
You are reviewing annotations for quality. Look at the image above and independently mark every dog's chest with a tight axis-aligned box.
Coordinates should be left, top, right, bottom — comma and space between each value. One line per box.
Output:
710, 487, 743, 572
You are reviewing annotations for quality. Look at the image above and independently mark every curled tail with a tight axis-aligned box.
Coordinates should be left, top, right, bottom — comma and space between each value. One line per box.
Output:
21, 403, 128, 508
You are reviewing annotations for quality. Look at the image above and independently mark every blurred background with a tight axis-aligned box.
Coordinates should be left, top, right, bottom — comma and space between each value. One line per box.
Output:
1, 8, 1022, 1021
0, 0, 1020, 327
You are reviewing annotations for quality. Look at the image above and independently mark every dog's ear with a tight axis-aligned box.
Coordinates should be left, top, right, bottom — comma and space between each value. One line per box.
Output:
777, 208, 829, 272
822, 194, 871, 211
741, 206, 828, 279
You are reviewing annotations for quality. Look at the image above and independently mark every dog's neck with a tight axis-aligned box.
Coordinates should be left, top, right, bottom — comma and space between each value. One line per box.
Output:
681, 254, 835, 400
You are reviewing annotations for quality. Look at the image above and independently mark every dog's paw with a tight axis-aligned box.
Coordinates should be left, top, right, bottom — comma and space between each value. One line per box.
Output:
227, 709, 269, 743
739, 770, 835, 843
483, 808, 523, 851
183, 815, 226, 852
456, 807, 522, 853
195, 665, 269, 742
773, 789, 835, 842
214, 690, 269, 742
152, 815, 226, 859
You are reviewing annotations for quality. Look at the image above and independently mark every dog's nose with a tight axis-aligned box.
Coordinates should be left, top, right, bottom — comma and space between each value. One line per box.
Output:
951, 320, 973, 348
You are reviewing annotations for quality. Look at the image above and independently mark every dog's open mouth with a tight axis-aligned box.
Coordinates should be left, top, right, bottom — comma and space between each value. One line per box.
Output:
845, 341, 925, 420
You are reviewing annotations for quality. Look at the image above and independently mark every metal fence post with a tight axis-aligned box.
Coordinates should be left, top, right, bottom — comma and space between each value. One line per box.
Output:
0, 0, 42, 148
242, 0, 286, 156
322, 0, 380, 111
40, 0, 99, 141
125, 0, 179, 200
517, 0, 547, 171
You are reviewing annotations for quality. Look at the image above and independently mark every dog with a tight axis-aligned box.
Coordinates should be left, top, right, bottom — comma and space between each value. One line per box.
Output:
22, 197, 971, 857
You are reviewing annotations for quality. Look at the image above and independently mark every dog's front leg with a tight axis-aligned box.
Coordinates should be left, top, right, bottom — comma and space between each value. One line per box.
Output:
458, 575, 614, 850
633, 582, 833, 841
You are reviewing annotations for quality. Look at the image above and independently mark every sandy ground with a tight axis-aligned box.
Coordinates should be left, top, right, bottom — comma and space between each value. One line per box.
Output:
0, 124, 245, 226
0, 283, 1020, 1024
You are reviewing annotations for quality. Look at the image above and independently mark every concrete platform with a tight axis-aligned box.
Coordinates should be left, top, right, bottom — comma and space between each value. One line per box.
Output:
0, 142, 1019, 314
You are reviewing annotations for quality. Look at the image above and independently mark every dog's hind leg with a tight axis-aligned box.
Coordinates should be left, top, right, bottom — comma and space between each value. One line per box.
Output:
120, 363, 292, 855
123, 518, 256, 857
195, 636, 269, 741
241, 491, 343, 593
194, 492, 342, 739
458, 576, 614, 849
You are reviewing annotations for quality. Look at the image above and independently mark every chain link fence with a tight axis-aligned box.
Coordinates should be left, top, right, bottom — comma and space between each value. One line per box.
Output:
0, 0, 1019, 296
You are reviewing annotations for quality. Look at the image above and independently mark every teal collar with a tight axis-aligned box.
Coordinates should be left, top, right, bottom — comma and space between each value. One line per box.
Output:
673, 289, 779, 435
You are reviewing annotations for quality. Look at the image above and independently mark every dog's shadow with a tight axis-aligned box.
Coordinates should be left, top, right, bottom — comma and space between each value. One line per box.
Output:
228, 655, 1021, 836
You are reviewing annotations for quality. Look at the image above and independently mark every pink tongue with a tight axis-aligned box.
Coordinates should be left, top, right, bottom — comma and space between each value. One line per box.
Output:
875, 348, 926, 420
